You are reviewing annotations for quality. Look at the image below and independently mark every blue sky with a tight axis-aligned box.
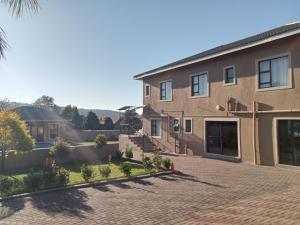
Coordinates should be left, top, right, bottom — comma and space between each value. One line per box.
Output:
0, 0, 299, 110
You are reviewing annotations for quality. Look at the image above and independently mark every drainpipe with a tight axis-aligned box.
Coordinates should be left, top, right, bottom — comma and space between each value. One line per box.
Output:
253, 101, 257, 165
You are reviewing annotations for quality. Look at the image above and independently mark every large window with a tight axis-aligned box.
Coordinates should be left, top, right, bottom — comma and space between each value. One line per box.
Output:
224, 66, 235, 85
49, 124, 59, 140
150, 119, 161, 137
191, 73, 208, 97
258, 56, 289, 89
184, 118, 192, 133
206, 120, 239, 157
160, 80, 172, 101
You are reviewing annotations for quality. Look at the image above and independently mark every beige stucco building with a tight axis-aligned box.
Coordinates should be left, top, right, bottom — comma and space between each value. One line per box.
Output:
133, 22, 300, 167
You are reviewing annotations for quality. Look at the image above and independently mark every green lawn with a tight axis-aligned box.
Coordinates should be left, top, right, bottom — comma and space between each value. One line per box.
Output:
1, 160, 150, 197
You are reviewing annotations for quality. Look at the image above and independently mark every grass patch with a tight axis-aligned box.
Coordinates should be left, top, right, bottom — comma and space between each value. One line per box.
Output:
0, 160, 151, 197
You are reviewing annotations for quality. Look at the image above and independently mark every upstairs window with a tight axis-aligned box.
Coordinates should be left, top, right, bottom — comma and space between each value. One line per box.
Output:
191, 73, 208, 97
184, 118, 192, 133
258, 56, 289, 89
224, 66, 236, 85
160, 80, 172, 101
145, 84, 150, 97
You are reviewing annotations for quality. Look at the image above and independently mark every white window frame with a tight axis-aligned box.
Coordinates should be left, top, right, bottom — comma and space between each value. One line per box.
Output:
145, 84, 151, 97
159, 80, 173, 102
48, 123, 60, 140
189, 71, 209, 98
272, 117, 300, 166
204, 118, 241, 160
150, 118, 162, 139
255, 52, 292, 92
184, 118, 193, 134
223, 65, 236, 86
172, 117, 180, 133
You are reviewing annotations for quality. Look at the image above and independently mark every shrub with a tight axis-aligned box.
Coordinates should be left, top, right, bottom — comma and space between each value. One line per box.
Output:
56, 167, 70, 185
142, 156, 153, 173
42, 158, 58, 184
119, 162, 132, 176
162, 158, 171, 170
152, 148, 162, 170
99, 165, 111, 178
94, 134, 107, 149
108, 154, 112, 164
115, 150, 123, 160
80, 164, 94, 182
124, 145, 133, 159
23, 172, 43, 191
50, 140, 71, 160
0, 176, 14, 194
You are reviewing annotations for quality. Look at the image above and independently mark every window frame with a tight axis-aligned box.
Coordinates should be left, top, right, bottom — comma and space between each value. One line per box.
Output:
159, 80, 173, 101
48, 123, 59, 140
190, 71, 209, 98
184, 118, 193, 134
145, 84, 151, 97
255, 53, 292, 92
150, 118, 162, 138
223, 65, 236, 86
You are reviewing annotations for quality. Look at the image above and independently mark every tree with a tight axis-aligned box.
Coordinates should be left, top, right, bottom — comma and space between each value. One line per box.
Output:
99, 116, 114, 130
0, 110, 34, 171
33, 95, 60, 113
71, 107, 84, 129
61, 105, 73, 120
0, 0, 40, 59
85, 111, 100, 130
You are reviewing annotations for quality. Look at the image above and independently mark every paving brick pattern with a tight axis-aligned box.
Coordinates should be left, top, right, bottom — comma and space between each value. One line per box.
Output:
0, 154, 300, 225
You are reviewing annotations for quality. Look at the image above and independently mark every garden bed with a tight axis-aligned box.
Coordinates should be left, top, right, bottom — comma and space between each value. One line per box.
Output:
0, 159, 156, 198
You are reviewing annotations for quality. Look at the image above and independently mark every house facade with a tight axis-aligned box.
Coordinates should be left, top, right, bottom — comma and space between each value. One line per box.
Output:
134, 22, 300, 167
14, 106, 67, 144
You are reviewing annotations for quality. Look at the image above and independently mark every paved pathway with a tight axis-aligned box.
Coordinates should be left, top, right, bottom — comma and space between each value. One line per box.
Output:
0, 154, 300, 225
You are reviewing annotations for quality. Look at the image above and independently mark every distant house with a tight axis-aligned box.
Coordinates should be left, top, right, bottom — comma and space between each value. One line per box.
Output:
14, 106, 67, 143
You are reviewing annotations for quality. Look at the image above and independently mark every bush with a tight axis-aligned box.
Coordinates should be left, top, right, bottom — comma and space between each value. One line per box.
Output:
124, 145, 133, 159
23, 172, 43, 191
119, 162, 132, 176
42, 158, 58, 185
80, 164, 94, 182
115, 150, 123, 160
108, 154, 112, 164
99, 165, 111, 178
0, 176, 14, 194
50, 140, 71, 160
95, 134, 107, 149
152, 148, 162, 170
142, 156, 153, 172
56, 167, 70, 185
162, 158, 171, 170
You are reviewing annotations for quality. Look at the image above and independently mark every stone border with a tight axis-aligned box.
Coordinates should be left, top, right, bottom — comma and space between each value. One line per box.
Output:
0, 170, 174, 202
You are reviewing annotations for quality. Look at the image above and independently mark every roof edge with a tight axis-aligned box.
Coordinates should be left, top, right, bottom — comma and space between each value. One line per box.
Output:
134, 27, 300, 80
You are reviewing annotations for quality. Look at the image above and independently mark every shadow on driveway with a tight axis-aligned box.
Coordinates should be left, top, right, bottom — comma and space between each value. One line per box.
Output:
0, 197, 25, 220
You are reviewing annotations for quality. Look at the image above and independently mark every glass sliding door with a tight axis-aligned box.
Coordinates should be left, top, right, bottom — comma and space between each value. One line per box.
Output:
278, 120, 300, 166
206, 121, 238, 157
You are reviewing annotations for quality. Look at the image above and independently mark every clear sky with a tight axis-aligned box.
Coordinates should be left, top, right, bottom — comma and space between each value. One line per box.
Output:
0, 0, 299, 110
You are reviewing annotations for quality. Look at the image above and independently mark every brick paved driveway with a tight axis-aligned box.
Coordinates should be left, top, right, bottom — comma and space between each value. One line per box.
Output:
0, 155, 300, 225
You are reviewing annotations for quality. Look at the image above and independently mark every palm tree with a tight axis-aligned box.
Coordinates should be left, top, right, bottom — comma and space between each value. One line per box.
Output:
0, 0, 40, 59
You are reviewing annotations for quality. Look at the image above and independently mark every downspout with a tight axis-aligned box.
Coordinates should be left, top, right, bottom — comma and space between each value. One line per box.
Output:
253, 101, 257, 165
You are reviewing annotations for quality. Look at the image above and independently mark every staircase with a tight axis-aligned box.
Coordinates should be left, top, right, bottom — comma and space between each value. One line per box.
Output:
128, 135, 156, 152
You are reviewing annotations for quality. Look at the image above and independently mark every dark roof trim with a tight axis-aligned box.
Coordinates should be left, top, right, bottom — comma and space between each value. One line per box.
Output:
134, 22, 300, 80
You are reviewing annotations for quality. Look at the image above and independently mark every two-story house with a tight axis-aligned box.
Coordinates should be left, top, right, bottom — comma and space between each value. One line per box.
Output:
132, 22, 300, 167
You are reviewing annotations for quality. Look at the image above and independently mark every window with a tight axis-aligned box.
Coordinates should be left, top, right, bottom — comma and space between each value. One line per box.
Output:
160, 80, 172, 101
184, 118, 192, 133
150, 119, 161, 137
172, 118, 180, 133
258, 56, 289, 89
191, 73, 208, 97
49, 124, 59, 140
145, 84, 150, 97
224, 66, 235, 85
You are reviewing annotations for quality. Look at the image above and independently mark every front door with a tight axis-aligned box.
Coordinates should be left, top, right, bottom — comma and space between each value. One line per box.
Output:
277, 120, 300, 166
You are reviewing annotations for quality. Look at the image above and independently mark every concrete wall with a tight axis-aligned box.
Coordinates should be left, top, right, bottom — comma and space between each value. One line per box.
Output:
1, 143, 119, 172
140, 34, 300, 166
61, 129, 119, 142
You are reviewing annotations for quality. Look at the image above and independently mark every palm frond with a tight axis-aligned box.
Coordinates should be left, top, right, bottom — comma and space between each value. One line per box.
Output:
1, 0, 40, 18
0, 27, 9, 59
